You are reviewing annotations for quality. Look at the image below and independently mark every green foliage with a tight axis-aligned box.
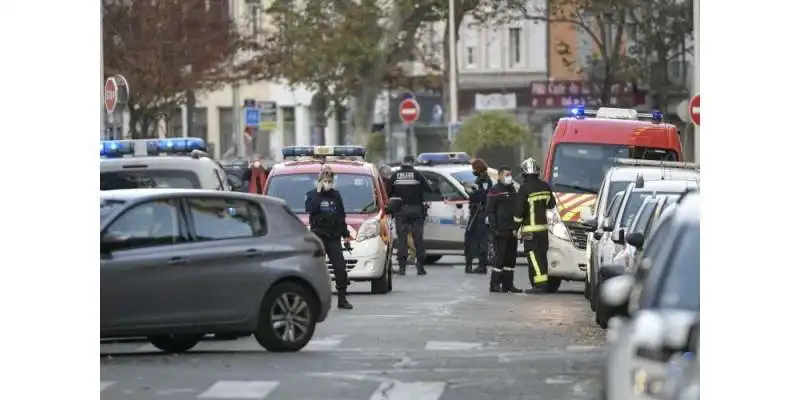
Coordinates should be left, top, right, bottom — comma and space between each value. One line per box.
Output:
365, 132, 386, 162
453, 111, 528, 155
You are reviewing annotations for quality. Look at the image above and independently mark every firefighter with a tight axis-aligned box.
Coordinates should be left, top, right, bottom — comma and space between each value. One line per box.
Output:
305, 166, 353, 309
388, 155, 433, 275
513, 157, 556, 294
486, 166, 523, 293
464, 158, 492, 274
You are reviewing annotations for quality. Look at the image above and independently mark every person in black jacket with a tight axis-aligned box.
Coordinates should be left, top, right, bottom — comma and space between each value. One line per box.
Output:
513, 157, 557, 294
487, 166, 523, 293
387, 155, 433, 275
463, 158, 492, 274
305, 165, 353, 309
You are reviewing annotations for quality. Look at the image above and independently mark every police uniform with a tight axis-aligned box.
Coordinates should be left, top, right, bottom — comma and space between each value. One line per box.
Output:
464, 171, 492, 274
486, 178, 523, 293
388, 157, 433, 275
305, 173, 353, 309
513, 158, 556, 293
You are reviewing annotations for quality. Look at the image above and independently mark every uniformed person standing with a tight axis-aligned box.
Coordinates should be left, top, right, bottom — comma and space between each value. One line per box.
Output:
464, 159, 492, 274
305, 166, 353, 309
388, 155, 433, 275
487, 167, 523, 293
513, 158, 556, 294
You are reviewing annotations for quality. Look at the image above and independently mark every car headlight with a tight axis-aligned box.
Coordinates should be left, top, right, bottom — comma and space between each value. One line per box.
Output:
546, 209, 571, 241
356, 219, 379, 242
632, 368, 666, 397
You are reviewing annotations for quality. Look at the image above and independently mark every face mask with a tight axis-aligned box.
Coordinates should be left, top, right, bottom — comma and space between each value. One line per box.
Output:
472, 171, 480, 177
501, 175, 513, 184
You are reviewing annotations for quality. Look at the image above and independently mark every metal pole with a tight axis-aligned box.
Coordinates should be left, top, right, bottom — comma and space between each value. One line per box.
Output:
447, 0, 459, 134
385, 87, 392, 162
692, 0, 700, 163
231, 0, 243, 157
101, 1, 106, 140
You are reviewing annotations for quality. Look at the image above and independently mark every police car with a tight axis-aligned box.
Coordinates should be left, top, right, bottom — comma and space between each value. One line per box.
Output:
390, 152, 509, 264
264, 146, 394, 294
100, 137, 234, 191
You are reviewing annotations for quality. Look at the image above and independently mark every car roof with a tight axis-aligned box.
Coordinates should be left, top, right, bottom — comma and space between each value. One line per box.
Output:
270, 160, 375, 175
607, 166, 700, 181
100, 188, 287, 206
671, 191, 700, 224
100, 156, 219, 169
636, 180, 699, 192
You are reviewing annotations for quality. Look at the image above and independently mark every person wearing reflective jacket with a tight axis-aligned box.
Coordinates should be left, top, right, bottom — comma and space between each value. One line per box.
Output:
513, 157, 556, 294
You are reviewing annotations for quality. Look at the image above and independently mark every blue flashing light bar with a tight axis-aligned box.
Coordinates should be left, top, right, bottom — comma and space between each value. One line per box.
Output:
281, 145, 367, 159
417, 152, 471, 165
568, 106, 665, 123
100, 140, 135, 158
145, 138, 207, 155
569, 105, 587, 118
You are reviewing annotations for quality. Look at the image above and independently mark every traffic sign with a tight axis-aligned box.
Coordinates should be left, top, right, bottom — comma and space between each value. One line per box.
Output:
245, 107, 261, 128
447, 122, 461, 143
399, 98, 420, 124
689, 94, 700, 126
104, 77, 118, 113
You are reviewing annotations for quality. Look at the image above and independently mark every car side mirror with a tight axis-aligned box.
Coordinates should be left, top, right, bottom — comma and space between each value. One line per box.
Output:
686, 320, 700, 353
599, 263, 627, 280
611, 228, 625, 244
600, 274, 634, 309
582, 218, 598, 232
593, 231, 603, 240
601, 219, 614, 232
626, 232, 645, 249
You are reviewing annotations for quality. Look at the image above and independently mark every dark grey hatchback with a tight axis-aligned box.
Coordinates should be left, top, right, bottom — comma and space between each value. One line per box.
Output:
100, 189, 332, 353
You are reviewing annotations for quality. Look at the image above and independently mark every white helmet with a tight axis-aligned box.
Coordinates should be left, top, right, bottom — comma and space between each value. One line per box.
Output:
520, 157, 540, 175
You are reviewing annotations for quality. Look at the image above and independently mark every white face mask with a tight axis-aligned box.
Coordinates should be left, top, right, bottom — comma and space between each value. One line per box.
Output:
501, 175, 513, 184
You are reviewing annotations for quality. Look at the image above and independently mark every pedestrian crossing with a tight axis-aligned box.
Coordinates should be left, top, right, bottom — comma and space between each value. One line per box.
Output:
100, 379, 451, 399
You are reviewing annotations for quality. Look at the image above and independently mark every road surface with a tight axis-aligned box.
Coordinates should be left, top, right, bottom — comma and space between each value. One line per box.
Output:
101, 256, 605, 399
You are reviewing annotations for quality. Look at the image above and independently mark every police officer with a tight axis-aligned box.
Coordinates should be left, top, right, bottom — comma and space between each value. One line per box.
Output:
464, 158, 492, 274
388, 155, 433, 275
487, 166, 523, 293
305, 166, 353, 309
513, 158, 556, 294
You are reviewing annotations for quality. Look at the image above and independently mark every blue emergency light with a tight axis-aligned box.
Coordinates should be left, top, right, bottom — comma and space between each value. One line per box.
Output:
100, 140, 135, 158
569, 105, 586, 118
417, 152, 471, 165
281, 145, 367, 159
145, 137, 207, 155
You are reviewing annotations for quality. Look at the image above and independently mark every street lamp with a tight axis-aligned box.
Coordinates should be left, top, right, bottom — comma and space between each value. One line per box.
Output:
447, 0, 458, 141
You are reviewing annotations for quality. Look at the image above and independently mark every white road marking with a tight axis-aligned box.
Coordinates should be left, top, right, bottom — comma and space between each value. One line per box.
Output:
546, 376, 576, 385
198, 381, 280, 399
565, 345, 599, 351
100, 381, 115, 392
368, 381, 447, 400
424, 341, 482, 351
305, 335, 346, 351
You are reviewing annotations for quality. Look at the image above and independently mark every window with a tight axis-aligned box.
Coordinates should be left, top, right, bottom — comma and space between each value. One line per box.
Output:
266, 173, 378, 214
100, 199, 126, 224
191, 107, 208, 142
422, 172, 466, 201
101, 170, 202, 190
466, 47, 476, 66
187, 197, 266, 241
604, 192, 624, 219
631, 200, 657, 234
218, 107, 235, 158
167, 108, 182, 138
508, 27, 521, 66
103, 199, 181, 250
281, 107, 295, 147
450, 171, 498, 186
654, 225, 699, 311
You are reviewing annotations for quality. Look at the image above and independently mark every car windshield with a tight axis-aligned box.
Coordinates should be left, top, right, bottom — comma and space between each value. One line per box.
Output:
550, 143, 678, 194
100, 199, 126, 223
266, 173, 378, 214
620, 192, 678, 228
656, 224, 699, 311
631, 201, 657, 233
451, 170, 499, 186
100, 170, 201, 190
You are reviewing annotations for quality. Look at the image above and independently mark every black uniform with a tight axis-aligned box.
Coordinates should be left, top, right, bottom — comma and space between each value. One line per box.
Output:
388, 165, 433, 274
305, 188, 350, 298
487, 182, 522, 292
513, 175, 556, 291
464, 172, 492, 273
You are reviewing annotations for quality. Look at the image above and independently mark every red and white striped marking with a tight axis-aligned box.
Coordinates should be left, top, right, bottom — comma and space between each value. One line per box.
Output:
689, 94, 700, 126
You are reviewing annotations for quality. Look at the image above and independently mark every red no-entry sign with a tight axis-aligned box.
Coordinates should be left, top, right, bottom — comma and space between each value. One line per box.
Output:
104, 77, 118, 113
399, 98, 420, 124
689, 94, 700, 126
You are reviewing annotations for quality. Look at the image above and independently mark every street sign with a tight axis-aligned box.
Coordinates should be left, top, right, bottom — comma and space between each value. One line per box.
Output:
104, 77, 118, 113
257, 101, 277, 130
399, 98, 420, 124
689, 95, 700, 126
245, 107, 261, 128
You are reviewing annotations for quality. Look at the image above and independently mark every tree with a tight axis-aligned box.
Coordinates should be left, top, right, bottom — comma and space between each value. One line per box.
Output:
453, 111, 528, 155
103, 0, 251, 137
256, 0, 492, 146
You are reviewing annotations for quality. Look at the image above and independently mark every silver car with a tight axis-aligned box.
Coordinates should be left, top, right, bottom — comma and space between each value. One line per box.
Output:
100, 189, 332, 353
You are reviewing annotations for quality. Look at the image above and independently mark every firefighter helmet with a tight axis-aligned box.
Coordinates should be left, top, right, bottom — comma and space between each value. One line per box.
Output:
520, 157, 540, 175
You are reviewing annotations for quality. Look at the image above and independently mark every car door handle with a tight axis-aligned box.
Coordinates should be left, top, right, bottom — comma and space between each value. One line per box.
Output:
167, 256, 188, 265
244, 249, 263, 258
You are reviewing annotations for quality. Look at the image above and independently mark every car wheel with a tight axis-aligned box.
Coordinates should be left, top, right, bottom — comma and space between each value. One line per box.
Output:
544, 278, 562, 293
590, 261, 599, 312
424, 255, 442, 264
254, 282, 318, 352
147, 334, 203, 353
595, 299, 610, 329
371, 259, 390, 294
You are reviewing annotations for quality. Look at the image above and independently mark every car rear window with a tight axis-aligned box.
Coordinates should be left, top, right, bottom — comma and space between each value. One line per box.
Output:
101, 169, 201, 190
100, 199, 126, 223
266, 173, 378, 214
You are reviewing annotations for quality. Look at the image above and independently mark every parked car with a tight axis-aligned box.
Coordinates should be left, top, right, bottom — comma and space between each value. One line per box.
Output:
100, 189, 332, 353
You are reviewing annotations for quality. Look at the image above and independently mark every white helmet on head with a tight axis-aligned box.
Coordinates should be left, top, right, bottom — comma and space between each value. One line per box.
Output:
520, 157, 540, 175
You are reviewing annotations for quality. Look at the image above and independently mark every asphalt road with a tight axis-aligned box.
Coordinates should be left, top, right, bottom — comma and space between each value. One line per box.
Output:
101, 256, 606, 400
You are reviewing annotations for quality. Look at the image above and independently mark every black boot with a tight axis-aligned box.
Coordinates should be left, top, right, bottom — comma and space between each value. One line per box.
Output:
489, 269, 502, 292
473, 260, 488, 274
502, 269, 523, 293
337, 293, 353, 310
397, 260, 406, 276
416, 260, 427, 275
464, 259, 473, 274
